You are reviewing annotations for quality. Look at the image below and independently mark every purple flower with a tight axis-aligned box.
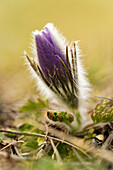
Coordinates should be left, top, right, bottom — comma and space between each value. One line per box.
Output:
25, 23, 90, 113
34, 25, 67, 82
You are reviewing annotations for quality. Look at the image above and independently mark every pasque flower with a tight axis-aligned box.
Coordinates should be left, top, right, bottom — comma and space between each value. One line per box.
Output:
25, 23, 90, 117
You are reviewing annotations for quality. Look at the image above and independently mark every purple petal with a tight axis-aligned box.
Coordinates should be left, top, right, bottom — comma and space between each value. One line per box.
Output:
44, 27, 64, 53
35, 31, 67, 81
42, 28, 54, 46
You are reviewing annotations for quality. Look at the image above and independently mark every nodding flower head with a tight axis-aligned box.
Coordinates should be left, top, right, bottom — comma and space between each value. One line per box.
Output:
25, 23, 90, 115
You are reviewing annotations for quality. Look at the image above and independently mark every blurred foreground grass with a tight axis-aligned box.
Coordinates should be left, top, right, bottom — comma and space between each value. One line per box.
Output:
0, 0, 113, 102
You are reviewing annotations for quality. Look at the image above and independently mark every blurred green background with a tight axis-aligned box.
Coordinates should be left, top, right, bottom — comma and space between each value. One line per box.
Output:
0, 0, 113, 102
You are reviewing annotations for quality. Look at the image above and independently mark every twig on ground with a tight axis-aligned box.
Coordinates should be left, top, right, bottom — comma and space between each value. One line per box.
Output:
0, 151, 24, 160
1, 124, 113, 163
0, 129, 89, 157
43, 122, 48, 140
102, 131, 113, 149
0, 139, 17, 151
14, 146, 23, 158
72, 147, 91, 170
50, 139, 62, 162
52, 142, 60, 160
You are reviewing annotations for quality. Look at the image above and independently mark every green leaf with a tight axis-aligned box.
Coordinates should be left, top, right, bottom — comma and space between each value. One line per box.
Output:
18, 123, 34, 132
19, 99, 48, 112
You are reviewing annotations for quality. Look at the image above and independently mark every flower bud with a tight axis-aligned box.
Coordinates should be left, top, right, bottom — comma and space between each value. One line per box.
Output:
25, 23, 90, 119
